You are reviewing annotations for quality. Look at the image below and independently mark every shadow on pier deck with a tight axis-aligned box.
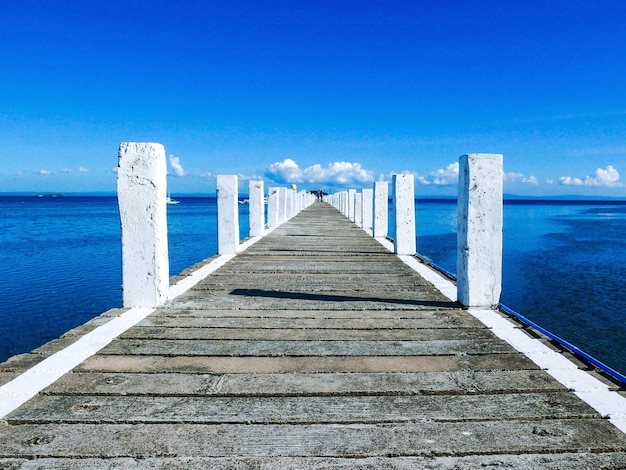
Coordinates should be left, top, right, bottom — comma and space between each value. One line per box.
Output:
1, 202, 626, 468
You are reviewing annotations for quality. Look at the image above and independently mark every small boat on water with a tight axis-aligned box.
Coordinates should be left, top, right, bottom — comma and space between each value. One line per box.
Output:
166, 193, 180, 205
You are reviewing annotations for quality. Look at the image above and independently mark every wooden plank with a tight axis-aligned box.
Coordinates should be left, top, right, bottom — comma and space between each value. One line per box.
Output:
4, 453, 626, 469
170, 290, 457, 310
8, 392, 599, 424
77, 353, 538, 374
99, 338, 517, 356
141, 315, 481, 329
120, 326, 497, 341
45, 370, 567, 396
0, 420, 623, 458
149, 308, 471, 319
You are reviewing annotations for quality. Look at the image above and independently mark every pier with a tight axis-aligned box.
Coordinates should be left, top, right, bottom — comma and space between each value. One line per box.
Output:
1, 146, 626, 467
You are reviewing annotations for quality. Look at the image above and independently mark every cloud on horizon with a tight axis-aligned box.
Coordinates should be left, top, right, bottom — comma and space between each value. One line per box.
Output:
559, 165, 624, 187
266, 159, 374, 185
504, 172, 539, 186
387, 162, 459, 186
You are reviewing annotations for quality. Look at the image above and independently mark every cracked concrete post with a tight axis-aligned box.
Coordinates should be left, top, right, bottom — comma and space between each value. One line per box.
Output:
354, 192, 363, 227
117, 142, 169, 307
217, 175, 239, 254
373, 181, 388, 238
279, 187, 288, 224
392, 174, 416, 255
457, 153, 503, 308
348, 189, 356, 221
362, 188, 373, 235
249, 180, 264, 237
267, 187, 279, 229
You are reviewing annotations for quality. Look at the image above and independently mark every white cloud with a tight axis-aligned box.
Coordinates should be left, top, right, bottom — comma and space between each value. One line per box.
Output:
503, 172, 524, 182
60, 168, 73, 173
266, 159, 374, 185
401, 162, 459, 186
79, 167, 89, 173
559, 165, 624, 187
38, 169, 52, 175
427, 162, 459, 185
168, 155, 186, 177
522, 175, 538, 185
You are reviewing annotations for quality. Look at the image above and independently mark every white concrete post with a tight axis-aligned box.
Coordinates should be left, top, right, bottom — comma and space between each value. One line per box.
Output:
249, 180, 264, 237
217, 175, 239, 254
279, 187, 288, 224
392, 174, 416, 255
267, 187, 279, 229
285, 188, 293, 220
374, 181, 389, 238
117, 142, 169, 308
291, 187, 297, 217
354, 192, 363, 227
457, 153, 503, 308
362, 188, 373, 234
348, 189, 356, 221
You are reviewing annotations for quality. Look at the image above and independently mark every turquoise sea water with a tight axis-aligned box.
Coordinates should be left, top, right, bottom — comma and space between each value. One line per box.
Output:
0, 196, 625, 377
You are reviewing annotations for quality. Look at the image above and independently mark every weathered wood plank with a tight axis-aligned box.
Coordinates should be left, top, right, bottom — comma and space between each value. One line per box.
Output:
99, 338, 517, 356
120, 326, 496, 341
4, 453, 626, 470
77, 353, 538, 374
0, 420, 623, 458
8, 392, 598, 424
169, 290, 457, 310
212, 260, 421, 274
148, 308, 472, 320
140, 315, 481, 329
44, 370, 567, 397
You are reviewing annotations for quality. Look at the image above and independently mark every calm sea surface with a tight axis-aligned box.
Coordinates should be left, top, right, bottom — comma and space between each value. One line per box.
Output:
1, 196, 625, 376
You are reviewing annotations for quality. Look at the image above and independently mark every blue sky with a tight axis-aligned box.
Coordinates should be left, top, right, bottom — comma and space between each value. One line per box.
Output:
1, 0, 625, 196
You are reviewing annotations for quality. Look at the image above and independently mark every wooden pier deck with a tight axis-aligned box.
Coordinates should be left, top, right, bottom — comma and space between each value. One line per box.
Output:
1, 202, 626, 468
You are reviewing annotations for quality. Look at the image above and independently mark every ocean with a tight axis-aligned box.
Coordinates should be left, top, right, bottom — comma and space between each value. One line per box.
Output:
1, 196, 625, 377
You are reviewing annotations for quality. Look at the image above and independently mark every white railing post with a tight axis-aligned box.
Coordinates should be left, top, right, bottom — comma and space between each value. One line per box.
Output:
279, 187, 288, 224
457, 153, 503, 308
348, 189, 356, 221
286, 188, 293, 220
362, 188, 373, 235
373, 181, 388, 238
249, 180, 264, 237
392, 174, 416, 255
290, 187, 297, 217
267, 187, 279, 229
354, 192, 363, 227
217, 175, 239, 254
117, 142, 169, 307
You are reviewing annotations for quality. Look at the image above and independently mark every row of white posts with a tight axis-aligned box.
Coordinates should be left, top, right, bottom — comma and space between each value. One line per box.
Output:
325, 153, 503, 310
117, 142, 315, 308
